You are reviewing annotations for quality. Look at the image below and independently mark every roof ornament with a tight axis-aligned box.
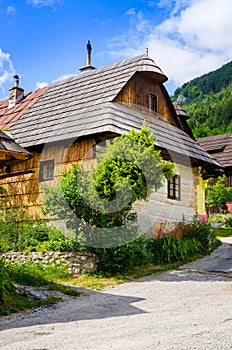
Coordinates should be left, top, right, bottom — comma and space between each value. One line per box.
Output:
79, 40, 96, 72
87, 40, 92, 66
146, 48, 149, 55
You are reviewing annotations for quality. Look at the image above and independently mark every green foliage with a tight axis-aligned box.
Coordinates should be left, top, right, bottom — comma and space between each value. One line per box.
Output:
0, 259, 16, 306
0, 259, 75, 316
180, 216, 215, 250
43, 126, 174, 247
212, 227, 232, 238
0, 291, 60, 317
7, 261, 68, 286
90, 235, 152, 275
175, 60, 232, 100
89, 215, 217, 275
149, 215, 216, 264
148, 236, 202, 264
18, 224, 77, 252
0, 219, 78, 253
0, 203, 31, 251
208, 214, 232, 228
206, 175, 232, 212
173, 60, 232, 137
94, 126, 174, 203
223, 216, 232, 228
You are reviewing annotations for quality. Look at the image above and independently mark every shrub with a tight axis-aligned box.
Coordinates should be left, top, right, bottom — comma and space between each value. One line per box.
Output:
209, 214, 232, 228
161, 215, 215, 252
181, 216, 214, 251
0, 220, 79, 253
206, 175, 232, 212
148, 236, 203, 264
90, 235, 152, 275
0, 259, 15, 305
224, 216, 232, 227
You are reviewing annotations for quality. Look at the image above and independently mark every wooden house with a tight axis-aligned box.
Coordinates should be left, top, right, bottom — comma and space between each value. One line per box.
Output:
0, 130, 31, 175
197, 133, 231, 183
198, 133, 231, 213
0, 50, 220, 234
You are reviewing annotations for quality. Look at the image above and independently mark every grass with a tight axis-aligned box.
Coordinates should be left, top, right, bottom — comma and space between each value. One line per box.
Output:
0, 251, 205, 317
212, 227, 232, 240
0, 226, 228, 316
0, 292, 61, 317
0, 262, 82, 317
62, 252, 206, 290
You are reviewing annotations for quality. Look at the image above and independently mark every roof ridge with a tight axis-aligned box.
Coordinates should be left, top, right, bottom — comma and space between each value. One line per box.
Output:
197, 133, 232, 140
51, 53, 167, 87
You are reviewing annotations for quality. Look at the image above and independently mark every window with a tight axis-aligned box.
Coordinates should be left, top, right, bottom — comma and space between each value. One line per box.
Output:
168, 174, 181, 200
39, 160, 55, 182
149, 94, 158, 112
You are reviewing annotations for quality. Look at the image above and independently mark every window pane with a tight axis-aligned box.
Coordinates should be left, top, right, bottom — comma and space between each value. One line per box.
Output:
39, 160, 54, 182
168, 174, 181, 200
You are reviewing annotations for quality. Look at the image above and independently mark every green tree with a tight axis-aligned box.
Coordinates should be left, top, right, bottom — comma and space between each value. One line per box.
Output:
43, 126, 174, 247
206, 175, 232, 212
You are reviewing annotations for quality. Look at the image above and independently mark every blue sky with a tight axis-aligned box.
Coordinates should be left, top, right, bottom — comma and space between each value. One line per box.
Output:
1, 0, 232, 100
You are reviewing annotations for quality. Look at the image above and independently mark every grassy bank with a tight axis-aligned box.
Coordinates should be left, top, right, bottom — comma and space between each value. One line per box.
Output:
1, 224, 231, 317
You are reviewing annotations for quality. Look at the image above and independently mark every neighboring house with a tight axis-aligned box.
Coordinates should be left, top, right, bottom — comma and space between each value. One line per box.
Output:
0, 130, 31, 176
198, 133, 231, 213
0, 50, 220, 234
197, 133, 231, 183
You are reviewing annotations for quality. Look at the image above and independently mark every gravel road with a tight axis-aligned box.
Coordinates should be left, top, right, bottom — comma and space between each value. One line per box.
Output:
0, 241, 232, 350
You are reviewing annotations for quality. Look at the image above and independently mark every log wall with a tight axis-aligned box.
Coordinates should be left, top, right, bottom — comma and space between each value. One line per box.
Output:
133, 163, 201, 236
116, 73, 176, 125
0, 139, 96, 218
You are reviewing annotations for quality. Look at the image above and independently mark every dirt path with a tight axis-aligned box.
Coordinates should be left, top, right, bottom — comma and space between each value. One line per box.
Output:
0, 242, 232, 350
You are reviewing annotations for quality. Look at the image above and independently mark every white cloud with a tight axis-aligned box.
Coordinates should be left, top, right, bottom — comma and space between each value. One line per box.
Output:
7, 6, 16, 15
108, 0, 232, 94
125, 8, 136, 16
0, 49, 15, 99
27, 0, 61, 8
157, 0, 197, 15
36, 81, 48, 89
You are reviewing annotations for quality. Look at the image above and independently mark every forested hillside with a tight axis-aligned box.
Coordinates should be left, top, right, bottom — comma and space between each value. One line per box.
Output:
173, 61, 232, 138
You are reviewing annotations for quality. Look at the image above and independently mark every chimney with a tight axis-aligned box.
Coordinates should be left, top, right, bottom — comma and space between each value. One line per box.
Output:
8, 75, 24, 108
79, 40, 96, 72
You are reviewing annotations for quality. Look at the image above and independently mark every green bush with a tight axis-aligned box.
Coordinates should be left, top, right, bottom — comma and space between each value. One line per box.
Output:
148, 236, 202, 264
146, 214, 218, 265
0, 220, 79, 253
88, 215, 219, 275
90, 235, 152, 275
164, 215, 215, 252
223, 216, 232, 228
181, 217, 215, 251
0, 259, 15, 305
20, 224, 77, 252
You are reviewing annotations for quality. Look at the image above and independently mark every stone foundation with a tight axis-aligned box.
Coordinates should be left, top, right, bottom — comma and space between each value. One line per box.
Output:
1, 251, 98, 274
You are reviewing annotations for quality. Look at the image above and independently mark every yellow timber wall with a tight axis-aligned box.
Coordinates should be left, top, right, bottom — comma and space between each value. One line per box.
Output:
0, 139, 96, 218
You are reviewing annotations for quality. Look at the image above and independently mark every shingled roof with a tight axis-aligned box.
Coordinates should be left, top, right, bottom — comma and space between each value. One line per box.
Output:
0, 86, 48, 129
0, 130, 31, 162
0, 54, 218, 168
197, 133, 232, 168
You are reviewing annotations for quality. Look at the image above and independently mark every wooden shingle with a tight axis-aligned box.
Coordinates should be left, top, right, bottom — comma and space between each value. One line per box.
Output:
197, 134, 232, 168
3, 54, 219, 168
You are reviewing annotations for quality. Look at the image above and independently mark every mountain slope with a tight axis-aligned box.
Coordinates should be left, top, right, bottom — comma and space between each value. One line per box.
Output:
173, 61, 232, 138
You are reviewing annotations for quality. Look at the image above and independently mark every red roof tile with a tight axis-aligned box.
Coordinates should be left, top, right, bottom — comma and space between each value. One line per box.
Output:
0, 86, 49, 130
